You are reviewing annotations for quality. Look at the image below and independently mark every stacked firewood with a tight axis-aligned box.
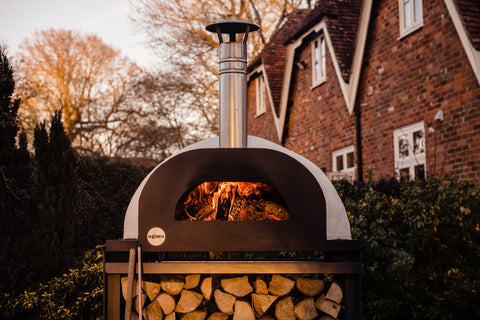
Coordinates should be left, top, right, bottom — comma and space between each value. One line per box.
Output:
121, 274, 344, 320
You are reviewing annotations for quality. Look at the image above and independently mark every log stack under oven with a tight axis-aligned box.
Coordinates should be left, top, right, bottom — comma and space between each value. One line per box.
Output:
121, 274, 345, 320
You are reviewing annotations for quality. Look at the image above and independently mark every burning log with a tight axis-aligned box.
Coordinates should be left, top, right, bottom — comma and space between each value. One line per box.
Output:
233, 300, 255, 320
295, 277, 325, 297
221, 276, 254, 297
294, 298, 318, 320
175, 290, 204, 313
214, 289, 236, 315
274, 296, 295, 320
268, 275, 295, 296
181, 182, 289, 221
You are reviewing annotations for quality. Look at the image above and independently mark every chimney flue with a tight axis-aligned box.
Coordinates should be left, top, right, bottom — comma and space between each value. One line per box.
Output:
206, 19, 259, 148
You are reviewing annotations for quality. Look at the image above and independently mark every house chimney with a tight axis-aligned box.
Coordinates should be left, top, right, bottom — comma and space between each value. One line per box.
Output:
206, 19, 259, 148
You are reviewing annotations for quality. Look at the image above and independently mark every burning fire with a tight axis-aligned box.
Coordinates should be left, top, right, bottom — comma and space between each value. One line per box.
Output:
179, 182, 289, 221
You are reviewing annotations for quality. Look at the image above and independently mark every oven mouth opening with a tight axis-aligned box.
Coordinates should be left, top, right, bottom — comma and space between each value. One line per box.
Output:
175, 181, 289, 221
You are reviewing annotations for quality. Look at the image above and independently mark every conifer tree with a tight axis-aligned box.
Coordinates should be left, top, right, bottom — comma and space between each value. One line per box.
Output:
0, 46, 32, 291
31, 110, 77, 280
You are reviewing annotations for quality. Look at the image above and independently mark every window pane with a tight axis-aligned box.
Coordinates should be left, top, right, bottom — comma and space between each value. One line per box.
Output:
404, 0, 412, 28
336, 155, 344, 171
398, 135, 409, 158
414, 0, 422, 22
400, 168, 410, 182
415, 164, 425, 180
413, 130, 424, 154
314, 40, 321, 81
320, 37, 326, 77
346, 151, 354, 168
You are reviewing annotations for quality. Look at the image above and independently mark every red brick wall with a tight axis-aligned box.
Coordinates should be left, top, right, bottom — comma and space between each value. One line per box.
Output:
283, 40, 356, 172
247, 0, 480, 184
358, 0, 480, 183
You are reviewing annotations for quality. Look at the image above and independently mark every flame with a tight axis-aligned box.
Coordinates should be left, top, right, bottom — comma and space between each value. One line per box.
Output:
181, 182, 288, 221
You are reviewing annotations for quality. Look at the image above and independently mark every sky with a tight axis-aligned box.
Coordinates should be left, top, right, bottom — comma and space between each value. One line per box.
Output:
0, 0, 157, 69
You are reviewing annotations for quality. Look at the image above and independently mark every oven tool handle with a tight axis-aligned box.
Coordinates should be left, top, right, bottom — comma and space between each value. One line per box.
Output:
137, 244, 143, 320
124, 247, 136, 320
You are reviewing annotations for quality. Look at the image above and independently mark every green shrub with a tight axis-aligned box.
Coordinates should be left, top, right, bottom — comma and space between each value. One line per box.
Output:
335, 177, 480, 319
0, 246, 103, 320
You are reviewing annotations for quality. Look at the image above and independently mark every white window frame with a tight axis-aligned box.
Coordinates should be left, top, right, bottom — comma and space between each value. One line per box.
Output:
393, 121, 426, 181
399, 0, 423, 38
311, 34, 326, 88
256, 75, 266, 117
330, 145, 355, 181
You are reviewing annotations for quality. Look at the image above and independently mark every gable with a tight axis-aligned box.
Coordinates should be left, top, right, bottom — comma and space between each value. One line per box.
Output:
248, 0, 373, 141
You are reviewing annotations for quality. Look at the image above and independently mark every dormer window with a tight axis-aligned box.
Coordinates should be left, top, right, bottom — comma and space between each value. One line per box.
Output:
311, 34, 326, 87
399, 0, 423, 37
256, 74, 266, 116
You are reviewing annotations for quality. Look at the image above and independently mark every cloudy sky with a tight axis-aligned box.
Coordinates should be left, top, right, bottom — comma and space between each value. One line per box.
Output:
0, 0, 156, 69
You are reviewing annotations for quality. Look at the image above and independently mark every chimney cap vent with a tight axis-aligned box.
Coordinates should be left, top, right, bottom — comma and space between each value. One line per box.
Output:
206, 19, 259, 34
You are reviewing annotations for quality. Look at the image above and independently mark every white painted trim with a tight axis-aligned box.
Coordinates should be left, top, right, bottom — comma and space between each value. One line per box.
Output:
444, 0, 480, 85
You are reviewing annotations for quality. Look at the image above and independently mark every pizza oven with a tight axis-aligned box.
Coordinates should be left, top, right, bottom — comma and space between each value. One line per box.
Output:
104, 20, 360, 320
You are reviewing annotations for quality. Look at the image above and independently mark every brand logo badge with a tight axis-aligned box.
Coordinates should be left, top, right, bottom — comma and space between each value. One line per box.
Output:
147, 227, 166, 246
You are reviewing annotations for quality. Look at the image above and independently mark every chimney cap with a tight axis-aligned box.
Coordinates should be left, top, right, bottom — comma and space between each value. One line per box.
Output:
206, 19, 259, 34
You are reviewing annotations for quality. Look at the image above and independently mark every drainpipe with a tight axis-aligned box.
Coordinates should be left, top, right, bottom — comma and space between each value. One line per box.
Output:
354, 102, 363, 182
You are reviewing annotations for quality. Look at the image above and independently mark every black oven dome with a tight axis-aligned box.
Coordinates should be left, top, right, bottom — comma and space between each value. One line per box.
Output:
123, 136, 352, 252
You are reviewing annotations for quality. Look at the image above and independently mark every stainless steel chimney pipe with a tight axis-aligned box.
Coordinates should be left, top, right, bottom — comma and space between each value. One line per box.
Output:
219, 42, 247, 148
206, 19, 259, 148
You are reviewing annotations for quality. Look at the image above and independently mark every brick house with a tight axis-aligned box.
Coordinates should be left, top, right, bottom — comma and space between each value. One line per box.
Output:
246, 0, 480, 184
